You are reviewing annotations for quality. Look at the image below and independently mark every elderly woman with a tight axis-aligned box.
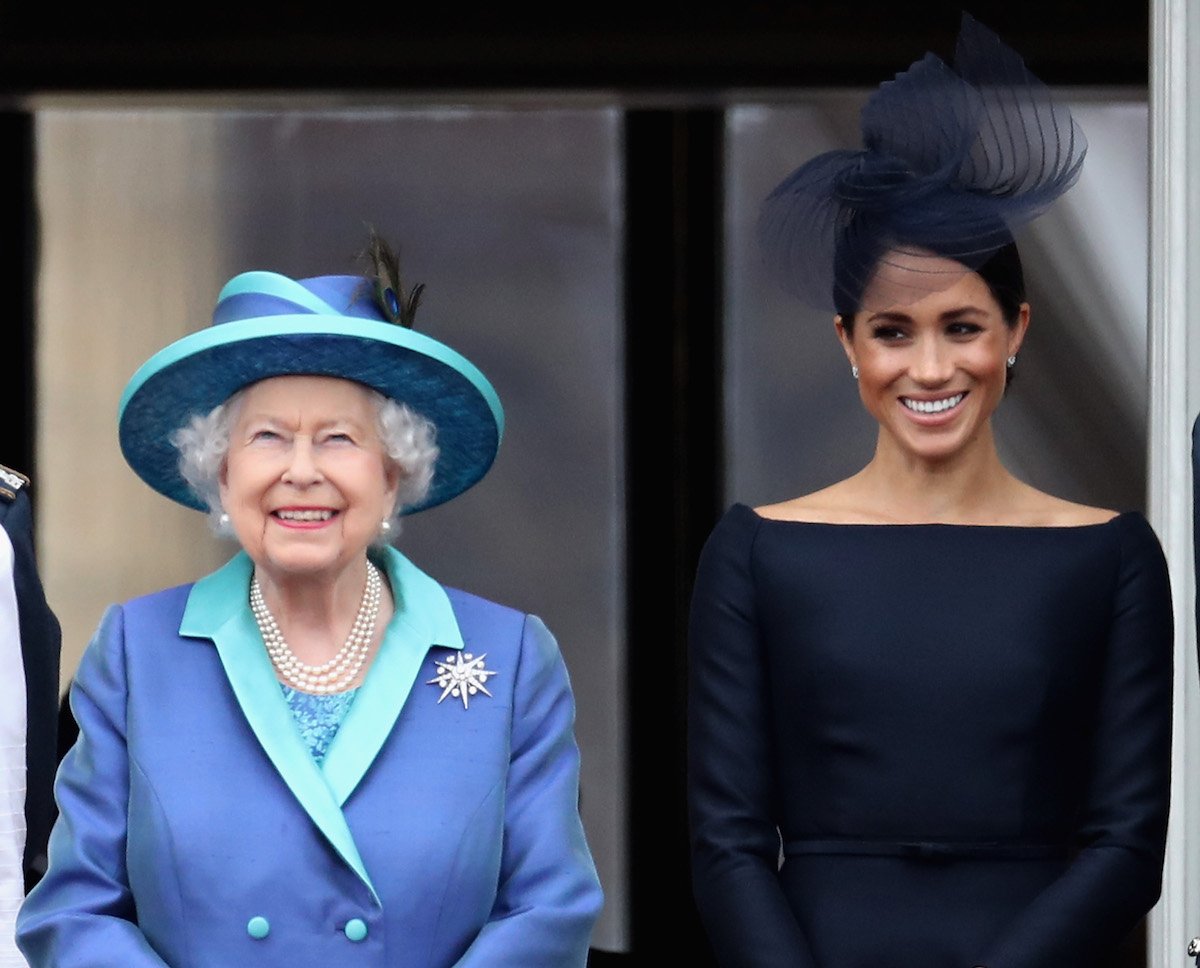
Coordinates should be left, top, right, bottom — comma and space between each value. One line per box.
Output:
687, 15, 1172, 968
17, 238, 603, 967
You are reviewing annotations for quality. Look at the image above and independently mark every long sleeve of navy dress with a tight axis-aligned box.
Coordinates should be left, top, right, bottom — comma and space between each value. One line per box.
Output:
687, 503, 1173, 968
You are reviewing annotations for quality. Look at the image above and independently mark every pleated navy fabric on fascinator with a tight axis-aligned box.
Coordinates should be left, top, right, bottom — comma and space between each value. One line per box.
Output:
757, 12, 1087, 314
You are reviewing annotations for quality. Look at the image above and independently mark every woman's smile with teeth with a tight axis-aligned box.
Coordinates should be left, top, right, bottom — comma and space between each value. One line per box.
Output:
275, 508, 335, 521
901, 393, 965, 414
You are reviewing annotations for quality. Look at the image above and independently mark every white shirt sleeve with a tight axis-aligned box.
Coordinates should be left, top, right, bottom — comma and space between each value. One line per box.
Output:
0, 527, 27, 967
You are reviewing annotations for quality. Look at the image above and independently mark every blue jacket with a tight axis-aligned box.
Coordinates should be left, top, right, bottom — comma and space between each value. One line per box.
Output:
17, 547, 603, 966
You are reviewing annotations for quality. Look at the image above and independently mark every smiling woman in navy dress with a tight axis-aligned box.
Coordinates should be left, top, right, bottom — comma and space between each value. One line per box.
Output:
687, 15, 1173, 968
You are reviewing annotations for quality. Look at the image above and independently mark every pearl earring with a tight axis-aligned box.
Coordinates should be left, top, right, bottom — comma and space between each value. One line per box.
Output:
218, 512, 230, 526
851, 365, 859, 380
380, 519, 392, 533
1006, 355, 1017, 368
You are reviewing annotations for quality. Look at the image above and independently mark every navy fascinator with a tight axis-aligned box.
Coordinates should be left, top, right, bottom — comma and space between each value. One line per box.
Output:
758, 12, 1087, 314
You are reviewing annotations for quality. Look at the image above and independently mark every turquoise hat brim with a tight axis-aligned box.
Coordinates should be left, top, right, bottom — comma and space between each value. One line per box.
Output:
118, 314, 504, 514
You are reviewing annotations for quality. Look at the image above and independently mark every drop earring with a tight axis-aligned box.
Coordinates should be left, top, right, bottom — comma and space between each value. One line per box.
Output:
380, 519, 392, 533
1006, 355, 1017, 368
218, 512, 230, 526
851, 365, 859, 380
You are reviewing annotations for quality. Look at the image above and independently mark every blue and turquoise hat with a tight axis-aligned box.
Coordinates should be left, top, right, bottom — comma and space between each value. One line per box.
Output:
118, 268, 504, 515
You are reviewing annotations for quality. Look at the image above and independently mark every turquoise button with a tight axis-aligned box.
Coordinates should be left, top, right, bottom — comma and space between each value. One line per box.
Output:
246, 916, 270, 940
344, 918, 368, 942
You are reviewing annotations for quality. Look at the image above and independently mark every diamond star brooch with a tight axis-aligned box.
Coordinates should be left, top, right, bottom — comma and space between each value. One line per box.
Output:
427, 652, 498, 709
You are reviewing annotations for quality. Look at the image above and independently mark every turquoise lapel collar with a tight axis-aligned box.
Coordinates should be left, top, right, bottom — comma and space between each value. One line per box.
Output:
179, 552, 379, 903
321, 546, 465, 806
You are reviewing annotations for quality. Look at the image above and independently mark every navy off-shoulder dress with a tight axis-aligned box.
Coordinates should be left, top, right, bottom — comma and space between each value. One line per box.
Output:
687, 503, 1173, 968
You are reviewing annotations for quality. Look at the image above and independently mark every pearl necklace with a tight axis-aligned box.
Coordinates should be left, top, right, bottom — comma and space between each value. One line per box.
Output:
250, 563, 383, 694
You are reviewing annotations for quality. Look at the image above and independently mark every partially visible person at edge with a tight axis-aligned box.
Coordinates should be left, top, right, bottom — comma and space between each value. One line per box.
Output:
17, 232, 603, 967
687, 14, 1173, 968
0, 465, 60, 968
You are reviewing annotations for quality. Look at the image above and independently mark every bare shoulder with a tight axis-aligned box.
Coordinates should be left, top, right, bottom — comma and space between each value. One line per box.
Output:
754, 480, 887, 524
1009, 486, 1121, 527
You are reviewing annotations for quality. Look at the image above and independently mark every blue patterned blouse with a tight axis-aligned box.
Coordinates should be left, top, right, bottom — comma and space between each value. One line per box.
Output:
279, 684, 360, 765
